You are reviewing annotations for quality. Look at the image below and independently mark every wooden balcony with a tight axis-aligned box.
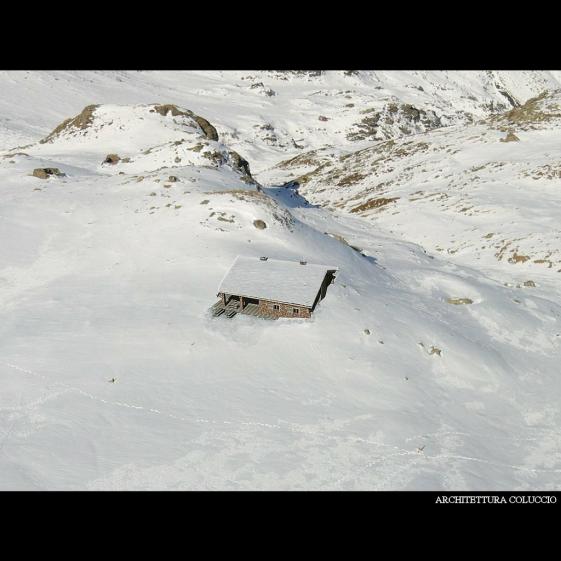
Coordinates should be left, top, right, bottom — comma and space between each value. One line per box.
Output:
210, 299, 277, 320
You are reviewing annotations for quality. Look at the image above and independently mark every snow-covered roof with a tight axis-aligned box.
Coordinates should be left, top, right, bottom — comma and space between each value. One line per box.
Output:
218, 256, 338, 307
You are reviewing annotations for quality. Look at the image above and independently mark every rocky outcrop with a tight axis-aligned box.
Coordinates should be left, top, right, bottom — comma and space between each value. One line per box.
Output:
500, 130, 520, 142
446, 298, 474, 305
103, 154, 121, 165
228, 150, 252, 178
192, 115, 219, 141
32, 168, 64, 179
40, 105, 99, 144
348, 102, 442, 141
151, 104, 218, 141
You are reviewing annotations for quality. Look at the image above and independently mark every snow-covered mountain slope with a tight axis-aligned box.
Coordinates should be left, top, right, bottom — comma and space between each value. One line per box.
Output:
262, 91, 561, 304
4, 102, 254, 182
1, 78, 561, 490
3, 70, 561, 173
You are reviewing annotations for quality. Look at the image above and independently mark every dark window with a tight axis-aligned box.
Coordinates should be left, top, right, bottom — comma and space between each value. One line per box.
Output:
273, 304, 280, 310
293, 308, 299, 314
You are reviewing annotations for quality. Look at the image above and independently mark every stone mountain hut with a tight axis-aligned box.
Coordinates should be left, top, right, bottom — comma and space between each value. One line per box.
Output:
211, 256, 338, 319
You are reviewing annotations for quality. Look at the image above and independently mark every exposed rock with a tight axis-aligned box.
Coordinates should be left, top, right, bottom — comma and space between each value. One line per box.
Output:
319, 115, 329, 122
500, 130, 520, 142
523, 280, 536, 287
363, 329, 371, 335
228, 150, 253, 180
508, 253, 530, 264
491, 91, 561, 130
253, 219, 267, 230
151, 104, 190, 118
202, 150, 225, 166
41, 105, 99, 143
103, 154, 121, 165
32, 168, 64, 179
168, 175, 179, 182
348, 102, 441, 142
151, 104, 219, 141
192, 115, 219, 141
447, 297, 474, 305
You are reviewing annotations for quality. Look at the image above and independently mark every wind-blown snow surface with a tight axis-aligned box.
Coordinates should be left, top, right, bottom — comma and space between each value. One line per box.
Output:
1, 73, 561, 490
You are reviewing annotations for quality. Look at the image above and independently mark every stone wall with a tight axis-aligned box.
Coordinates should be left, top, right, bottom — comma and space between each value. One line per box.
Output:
258, 299, 311, 318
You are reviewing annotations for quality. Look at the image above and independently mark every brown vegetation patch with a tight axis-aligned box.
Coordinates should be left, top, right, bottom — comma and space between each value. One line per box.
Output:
3, 151, 30, 158
276, 151, 321, 170
429, 346, 442, 356
210, 190, 295, 230
337, 173, 366, 186
491, 91, 561, 129
523, 164, 561, 180
350, 197, 399, 213
533, 259, 553, 268
495, 240, 513, 261
508, 253, 530, 264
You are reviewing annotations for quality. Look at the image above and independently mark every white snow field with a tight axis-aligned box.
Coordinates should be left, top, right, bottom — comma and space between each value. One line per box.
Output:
0, 71, 560, 490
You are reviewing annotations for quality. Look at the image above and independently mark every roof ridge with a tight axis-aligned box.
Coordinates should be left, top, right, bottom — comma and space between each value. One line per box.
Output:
237, 254, 338, 270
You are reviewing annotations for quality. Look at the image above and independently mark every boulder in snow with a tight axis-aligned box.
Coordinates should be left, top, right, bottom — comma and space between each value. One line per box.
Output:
32, 167, 64, 179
